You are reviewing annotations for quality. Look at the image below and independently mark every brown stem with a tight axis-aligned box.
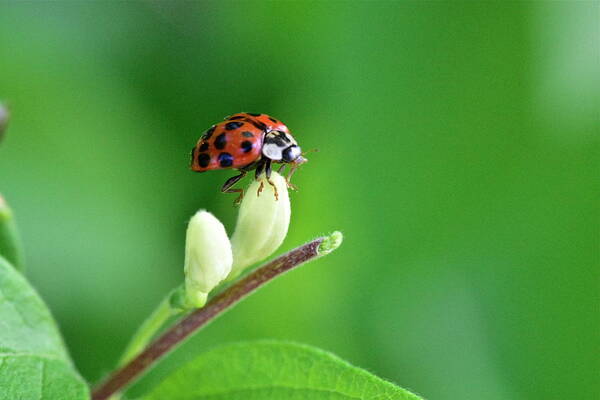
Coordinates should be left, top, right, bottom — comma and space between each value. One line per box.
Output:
92, 237, 326, 400
0, 103, 9, 143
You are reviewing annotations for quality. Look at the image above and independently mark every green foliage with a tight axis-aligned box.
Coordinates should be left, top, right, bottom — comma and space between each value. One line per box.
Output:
0, 2, 597, 400
141, 341, 422, 400
0, 256, 89, 400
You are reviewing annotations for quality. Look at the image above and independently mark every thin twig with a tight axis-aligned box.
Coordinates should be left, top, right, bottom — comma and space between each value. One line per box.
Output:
92, 236, 326, 400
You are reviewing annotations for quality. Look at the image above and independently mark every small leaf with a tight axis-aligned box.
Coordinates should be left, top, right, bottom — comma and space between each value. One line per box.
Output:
0, 196, 25, 271
140, 341, 422, 400
0, 256, 89, 399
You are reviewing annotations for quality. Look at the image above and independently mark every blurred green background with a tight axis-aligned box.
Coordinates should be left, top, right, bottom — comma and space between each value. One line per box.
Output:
0, 2, 598, 399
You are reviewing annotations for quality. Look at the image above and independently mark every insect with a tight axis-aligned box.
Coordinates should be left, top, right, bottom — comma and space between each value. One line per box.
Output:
190, 113, 307, 203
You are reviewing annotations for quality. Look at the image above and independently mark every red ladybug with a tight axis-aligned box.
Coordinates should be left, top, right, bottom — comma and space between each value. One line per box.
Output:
191, 113, 306, 203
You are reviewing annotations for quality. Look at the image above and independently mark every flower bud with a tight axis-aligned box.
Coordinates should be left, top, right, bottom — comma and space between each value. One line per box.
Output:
230, 171, 290, 277
184, 210, 232, 307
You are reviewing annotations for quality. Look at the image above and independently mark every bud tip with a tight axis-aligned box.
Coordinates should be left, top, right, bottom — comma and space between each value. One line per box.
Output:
318, 231, 343, 255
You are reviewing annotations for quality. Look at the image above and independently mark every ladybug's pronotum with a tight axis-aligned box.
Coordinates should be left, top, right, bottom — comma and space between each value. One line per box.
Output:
191, 113, 307, 203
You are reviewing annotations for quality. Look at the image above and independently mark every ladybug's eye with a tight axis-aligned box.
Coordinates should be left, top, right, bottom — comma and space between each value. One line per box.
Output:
282, 145, 301, 163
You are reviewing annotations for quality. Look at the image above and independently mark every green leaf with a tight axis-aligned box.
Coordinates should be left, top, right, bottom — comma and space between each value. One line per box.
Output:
140, 341, 422, 400
0, 256, 89, 400
0, 196, 25, 271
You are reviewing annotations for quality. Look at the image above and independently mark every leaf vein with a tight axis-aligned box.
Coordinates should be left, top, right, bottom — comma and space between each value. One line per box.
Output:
184, 385, 363, 399
39, 357, 45, 400
0, 352, 65, 362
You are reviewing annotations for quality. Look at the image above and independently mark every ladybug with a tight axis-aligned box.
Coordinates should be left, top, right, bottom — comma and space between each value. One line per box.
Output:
190, 113, 306, 203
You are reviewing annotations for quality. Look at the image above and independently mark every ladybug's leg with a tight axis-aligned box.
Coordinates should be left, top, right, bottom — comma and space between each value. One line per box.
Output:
221, 171, 246, 205
284, 164, 300, 191
276, 163, 297, 190
264, 159, 279, 201
255, 159, 266, 196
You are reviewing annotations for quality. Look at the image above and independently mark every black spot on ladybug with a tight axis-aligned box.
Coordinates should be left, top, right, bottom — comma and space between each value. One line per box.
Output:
197, 153, 210, 168
225, 121, 244, 130
227, 115, 244, 120
214, 133, 227, 150
204, 125, 216, 140
269, 117, 277, 123
199, 142, 209, 152
242, 131, 254, 138
218, 152, 234, 167
248, 119, 267, 131
241, 141, 253, 153
248, 113, 262, 117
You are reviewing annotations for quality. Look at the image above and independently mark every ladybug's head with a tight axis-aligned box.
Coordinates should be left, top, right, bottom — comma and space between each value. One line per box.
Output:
282, 145, 303, 163
262, 130, 306, 164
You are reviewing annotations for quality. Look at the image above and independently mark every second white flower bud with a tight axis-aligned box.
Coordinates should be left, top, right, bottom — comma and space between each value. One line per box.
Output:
229, 171, 291, 277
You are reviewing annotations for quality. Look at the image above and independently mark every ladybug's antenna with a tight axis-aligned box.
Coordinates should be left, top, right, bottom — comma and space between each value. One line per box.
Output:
302, 148, 318, 156
295, 148, 317, 166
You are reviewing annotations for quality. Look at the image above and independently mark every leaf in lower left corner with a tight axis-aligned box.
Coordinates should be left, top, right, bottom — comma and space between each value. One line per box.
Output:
0, 256, 89, 400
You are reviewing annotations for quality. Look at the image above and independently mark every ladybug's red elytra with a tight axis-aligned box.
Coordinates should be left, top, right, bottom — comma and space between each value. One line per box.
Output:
191, 113, 307, 203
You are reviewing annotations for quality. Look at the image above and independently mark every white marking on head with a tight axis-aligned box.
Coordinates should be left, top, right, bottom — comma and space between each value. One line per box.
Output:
262, 142, 284, 160
262, 131, 296, 161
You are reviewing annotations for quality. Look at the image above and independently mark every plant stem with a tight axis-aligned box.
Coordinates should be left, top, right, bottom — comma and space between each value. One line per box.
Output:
0, 102, 9, 143
0, 196, 25, 272
117, 291, 177, 367
92, 233, 341, 400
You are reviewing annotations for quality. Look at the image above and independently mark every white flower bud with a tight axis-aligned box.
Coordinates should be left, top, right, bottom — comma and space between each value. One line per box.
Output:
230, 171, 290, 277
184, 210, 233, 307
